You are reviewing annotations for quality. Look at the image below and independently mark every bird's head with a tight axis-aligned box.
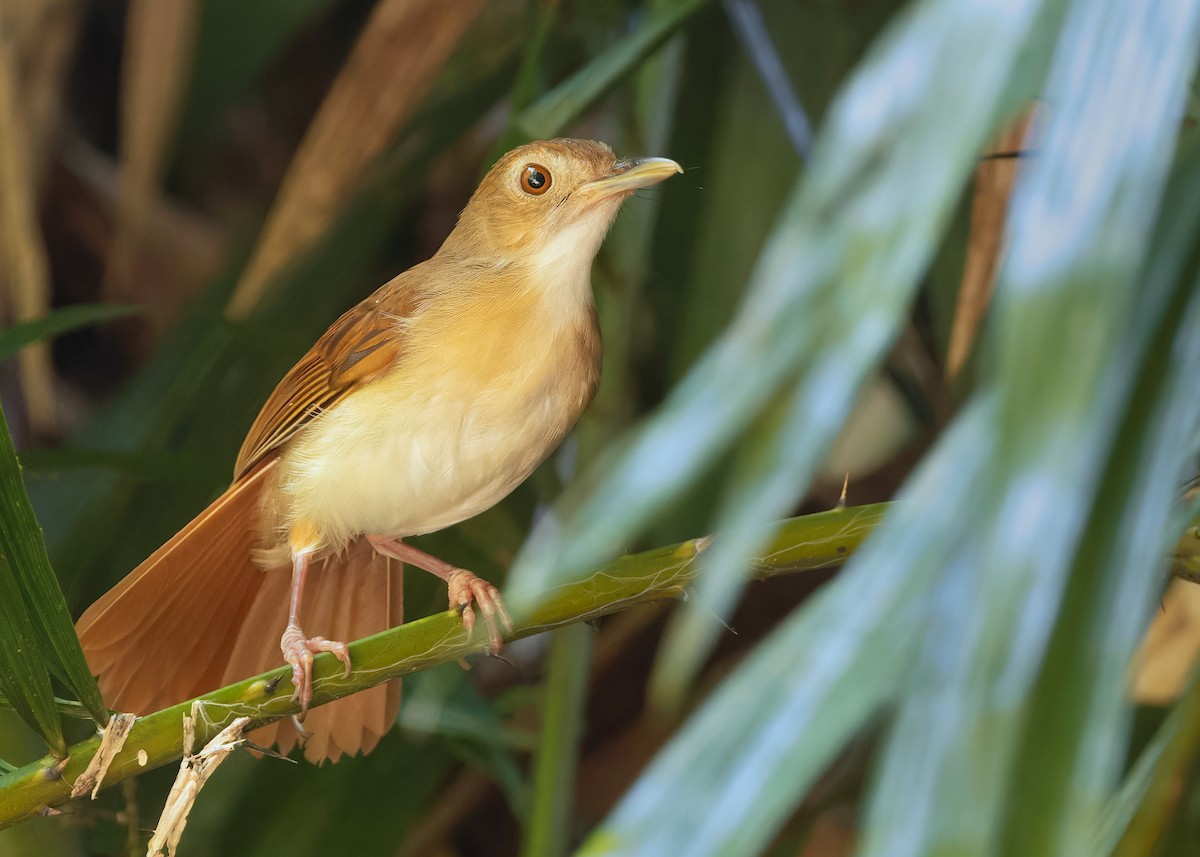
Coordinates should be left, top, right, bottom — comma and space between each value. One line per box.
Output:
442, 139, 682, 268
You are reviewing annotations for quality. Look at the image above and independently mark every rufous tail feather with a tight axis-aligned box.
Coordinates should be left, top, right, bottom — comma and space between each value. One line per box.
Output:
76, 457, 403, 764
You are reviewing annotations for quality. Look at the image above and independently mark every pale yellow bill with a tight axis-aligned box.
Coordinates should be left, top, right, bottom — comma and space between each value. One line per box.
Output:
581, 157, 684, 199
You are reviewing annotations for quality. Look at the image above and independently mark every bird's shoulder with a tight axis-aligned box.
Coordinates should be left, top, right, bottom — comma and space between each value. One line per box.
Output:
232, 270, 426, 479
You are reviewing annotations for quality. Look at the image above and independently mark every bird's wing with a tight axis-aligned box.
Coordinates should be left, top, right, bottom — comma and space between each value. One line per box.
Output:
234, 286, 416, 478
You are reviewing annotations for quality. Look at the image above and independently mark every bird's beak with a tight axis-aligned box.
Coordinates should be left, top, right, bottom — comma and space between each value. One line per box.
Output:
579, 157, 683, 201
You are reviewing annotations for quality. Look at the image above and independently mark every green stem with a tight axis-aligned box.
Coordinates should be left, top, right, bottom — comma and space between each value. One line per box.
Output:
0, 502, 884, 830
522, 623, 594, 857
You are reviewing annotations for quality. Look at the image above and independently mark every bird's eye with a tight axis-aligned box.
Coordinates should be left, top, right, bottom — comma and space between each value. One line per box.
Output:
520, 163, 552, 196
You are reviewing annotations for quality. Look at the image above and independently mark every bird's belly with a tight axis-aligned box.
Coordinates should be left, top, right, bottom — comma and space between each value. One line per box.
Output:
277, 372, 588, 551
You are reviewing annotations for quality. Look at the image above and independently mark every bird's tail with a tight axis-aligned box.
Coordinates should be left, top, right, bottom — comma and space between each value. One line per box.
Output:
76, 459, 403, 764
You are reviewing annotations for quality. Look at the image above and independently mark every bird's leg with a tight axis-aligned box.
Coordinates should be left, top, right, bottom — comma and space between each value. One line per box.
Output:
366, 536, 513, 651
281, 534, 352, 721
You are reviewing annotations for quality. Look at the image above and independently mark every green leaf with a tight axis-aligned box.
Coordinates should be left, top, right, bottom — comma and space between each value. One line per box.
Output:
1003, 167, 1200, 857
577, 399, 998, 857
0, 304, 140, 362
0, 553, 65, 756
398, 667, 531, 813
522, 624, 594, 857
178, 0, 339, 153
859, 2, 1200, 853
486, 0, 563, 166
0, 403, 108, 726
1098, 677, 1200, 854
512, 0, 714, 142
0, 690, 96, 720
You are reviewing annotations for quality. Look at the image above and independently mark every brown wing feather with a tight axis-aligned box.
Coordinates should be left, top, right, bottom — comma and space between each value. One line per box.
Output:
234, 287, 415, 478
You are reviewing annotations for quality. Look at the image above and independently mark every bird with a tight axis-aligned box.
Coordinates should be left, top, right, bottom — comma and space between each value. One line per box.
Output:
76, 139, 682, 763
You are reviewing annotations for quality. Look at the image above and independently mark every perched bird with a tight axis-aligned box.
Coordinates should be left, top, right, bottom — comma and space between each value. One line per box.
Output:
76, 139, 682, 763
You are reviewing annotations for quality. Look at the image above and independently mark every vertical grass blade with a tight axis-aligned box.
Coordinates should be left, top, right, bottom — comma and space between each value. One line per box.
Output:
486, 0, 562, 165
0, 554, 65, 756
512, 0, 714, 143
522, 624, 594, 857
859, 1, 1200, 853
1108, 667, 1200, 855
179, 0, 336, 146
577, 400, 998, 857
1003, 169, 1200, 854
0, 403, 108, 727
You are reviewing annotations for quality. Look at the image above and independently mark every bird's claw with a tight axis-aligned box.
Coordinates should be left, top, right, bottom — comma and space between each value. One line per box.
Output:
446, 569, 513, 653
281, 623, 352, 720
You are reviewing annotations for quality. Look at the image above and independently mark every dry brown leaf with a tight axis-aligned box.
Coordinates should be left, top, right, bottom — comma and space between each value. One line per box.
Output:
0, 27, 57, 432
945, 104, 1045, 381
5, 0, 83, 186
797, 808, 856, 857
1134, 580, 1200, 705
226, 0, 486, 319
104, 0, 201, 307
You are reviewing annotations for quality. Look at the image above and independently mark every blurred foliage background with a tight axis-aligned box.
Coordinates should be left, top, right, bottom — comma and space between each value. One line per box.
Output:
1, 0, 1200, 855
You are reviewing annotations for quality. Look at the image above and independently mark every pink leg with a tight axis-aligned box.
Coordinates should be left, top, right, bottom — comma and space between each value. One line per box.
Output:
367, 536, 513, 651
280, 550, 352, 720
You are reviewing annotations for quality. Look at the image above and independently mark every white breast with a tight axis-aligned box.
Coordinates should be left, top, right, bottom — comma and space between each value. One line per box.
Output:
275, 292, 598, 555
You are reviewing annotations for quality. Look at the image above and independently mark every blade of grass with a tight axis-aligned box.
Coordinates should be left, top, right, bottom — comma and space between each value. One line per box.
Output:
522, 623, 594, 857
0, 553, 65, 756
577, 398, 996, 857
511, 0, 714, 142
1003, 165, 1200, 855
178, 0, 337, 150
0, 304, 141, 362
858, 2, 1200, 853
1109, 669, 1200, 855
0, 402, 107, 726
722, 0, 811, 158
0, 691, 97, 720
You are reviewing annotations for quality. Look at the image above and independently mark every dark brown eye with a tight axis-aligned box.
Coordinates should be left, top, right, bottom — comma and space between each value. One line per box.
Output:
520, 163, 552, 195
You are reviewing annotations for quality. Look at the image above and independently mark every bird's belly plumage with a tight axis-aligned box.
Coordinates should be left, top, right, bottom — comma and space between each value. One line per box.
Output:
287, 384, 578, 543
272, 300, 600, 556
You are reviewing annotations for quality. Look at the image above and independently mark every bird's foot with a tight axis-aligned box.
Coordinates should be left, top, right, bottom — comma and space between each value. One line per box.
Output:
445, 569, 514, 653
280, 623, 351, 720
365, 536, 514, 652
